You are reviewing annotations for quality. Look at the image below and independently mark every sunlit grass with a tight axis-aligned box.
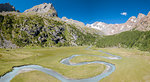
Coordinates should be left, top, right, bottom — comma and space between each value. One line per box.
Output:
0, 46, 150, 82
0, 46, 105, 81
11, 71, 60, 82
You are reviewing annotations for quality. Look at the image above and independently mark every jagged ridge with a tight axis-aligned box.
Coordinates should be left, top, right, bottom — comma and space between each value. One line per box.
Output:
87, 12, 150, 35
24, 3, 58, 17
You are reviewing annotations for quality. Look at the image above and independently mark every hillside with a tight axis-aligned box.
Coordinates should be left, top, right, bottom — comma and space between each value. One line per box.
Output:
96, 30, 150, 51
0, 3, 101, 48
0, 13, 101, 48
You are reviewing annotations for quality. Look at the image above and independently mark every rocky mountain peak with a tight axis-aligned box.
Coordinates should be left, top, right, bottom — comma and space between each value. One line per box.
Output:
86, 12, 150, 35
136, 13, 146, 22
126, 16, 137, 23
147, 11, 150, 17
24, 3, 57, 17
135, 12, 150, 31
137, 13, 146, 19
0, 3, 16, 12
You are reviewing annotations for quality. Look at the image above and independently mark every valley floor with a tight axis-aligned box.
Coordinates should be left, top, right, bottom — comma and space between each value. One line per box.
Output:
0, 46, 150, 82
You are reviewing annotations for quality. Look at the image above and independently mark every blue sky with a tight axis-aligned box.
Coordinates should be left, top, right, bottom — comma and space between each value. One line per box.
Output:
0, 0, 150, 24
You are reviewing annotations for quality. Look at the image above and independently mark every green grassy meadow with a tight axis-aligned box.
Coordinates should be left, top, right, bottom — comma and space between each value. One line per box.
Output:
11, 71, 60, 82
0, 46, 150, 82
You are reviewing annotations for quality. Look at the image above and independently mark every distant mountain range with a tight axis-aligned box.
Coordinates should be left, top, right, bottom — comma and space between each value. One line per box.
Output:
86, 12, 150, 35
0, 3, 150, 51
1, 3, 149, 35
60, 11, 150, 35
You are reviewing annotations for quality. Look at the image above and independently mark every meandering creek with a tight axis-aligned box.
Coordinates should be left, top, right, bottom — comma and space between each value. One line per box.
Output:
0, 47, 121, 82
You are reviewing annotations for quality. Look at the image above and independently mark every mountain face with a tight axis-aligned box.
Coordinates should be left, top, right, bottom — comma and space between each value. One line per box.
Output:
0, 3, 16, 12
0, 3, 100, 48
86, 12, 150, 35
0, 14, 98, 48
135, 12, 150, 31
24, 3, 58, 17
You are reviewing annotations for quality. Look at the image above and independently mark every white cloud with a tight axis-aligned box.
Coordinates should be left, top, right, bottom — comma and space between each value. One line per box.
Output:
120, 12, 127, 16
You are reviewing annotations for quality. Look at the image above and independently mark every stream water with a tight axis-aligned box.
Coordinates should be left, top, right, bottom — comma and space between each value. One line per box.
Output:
0, 47, 121, 82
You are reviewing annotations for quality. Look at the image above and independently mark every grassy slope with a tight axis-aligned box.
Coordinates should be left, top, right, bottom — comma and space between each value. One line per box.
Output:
0, 47, 150, 82
96, 30, 150, 52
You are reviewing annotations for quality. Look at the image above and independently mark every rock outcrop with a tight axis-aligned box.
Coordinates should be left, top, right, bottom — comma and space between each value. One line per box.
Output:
61, 17, 85, 27
0, 35, 18, 48
135, 12, 150, 31
86, 12, 150, 35
24, 3, 57, 17
0, 3, 16, 12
